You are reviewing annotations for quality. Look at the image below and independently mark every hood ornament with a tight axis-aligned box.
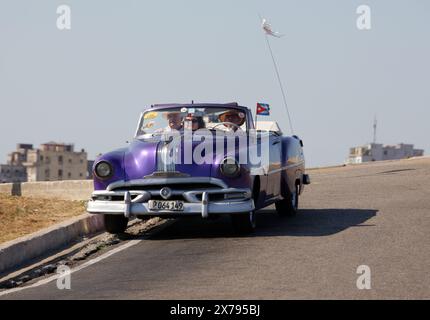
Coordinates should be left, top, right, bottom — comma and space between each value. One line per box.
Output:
160, 187, 172, 199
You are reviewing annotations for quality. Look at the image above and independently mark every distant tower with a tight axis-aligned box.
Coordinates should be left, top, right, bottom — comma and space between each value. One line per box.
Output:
373, 116, 377, 144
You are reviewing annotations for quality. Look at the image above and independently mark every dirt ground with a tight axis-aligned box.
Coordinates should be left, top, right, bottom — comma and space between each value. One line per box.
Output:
0, 194, 86, 244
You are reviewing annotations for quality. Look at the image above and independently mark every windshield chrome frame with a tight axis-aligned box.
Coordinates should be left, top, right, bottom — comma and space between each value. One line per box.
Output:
134, 107, 249, 139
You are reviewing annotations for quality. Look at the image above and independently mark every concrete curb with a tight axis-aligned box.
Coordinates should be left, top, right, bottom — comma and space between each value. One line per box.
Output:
0, 213, 104, 276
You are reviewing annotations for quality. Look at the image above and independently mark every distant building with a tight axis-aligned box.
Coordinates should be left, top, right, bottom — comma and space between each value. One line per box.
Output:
0, 144, 32, 183
1, 143, 89, 183
0, 164, 27, 183
347, 143, 424, 164
8, 143, 33, 166
23, 142, 88, 182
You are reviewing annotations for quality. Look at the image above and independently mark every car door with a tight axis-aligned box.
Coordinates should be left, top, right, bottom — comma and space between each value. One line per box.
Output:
267, 132, 282, 198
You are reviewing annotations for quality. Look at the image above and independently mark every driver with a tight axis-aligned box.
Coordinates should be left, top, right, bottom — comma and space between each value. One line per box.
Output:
218, 110, 246, 132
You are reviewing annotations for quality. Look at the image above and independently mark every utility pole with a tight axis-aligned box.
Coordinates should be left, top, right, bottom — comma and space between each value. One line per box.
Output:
373, 116, 377, 144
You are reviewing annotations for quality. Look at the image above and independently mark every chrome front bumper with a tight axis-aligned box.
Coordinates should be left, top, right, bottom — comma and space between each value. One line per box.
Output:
87, 188, 254, 218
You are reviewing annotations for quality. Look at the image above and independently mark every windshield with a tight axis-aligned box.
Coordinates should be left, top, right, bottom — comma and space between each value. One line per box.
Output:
135, 107, 248, 137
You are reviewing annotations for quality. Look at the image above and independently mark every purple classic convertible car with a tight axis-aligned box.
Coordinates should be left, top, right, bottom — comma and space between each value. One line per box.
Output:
87, 102, 310, 234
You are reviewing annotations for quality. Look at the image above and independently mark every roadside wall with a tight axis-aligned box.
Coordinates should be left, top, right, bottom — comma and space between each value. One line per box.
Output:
0, 180, 93, 201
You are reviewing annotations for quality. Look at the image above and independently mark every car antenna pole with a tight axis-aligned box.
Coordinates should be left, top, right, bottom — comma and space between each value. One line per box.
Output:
259, 15, 294, 135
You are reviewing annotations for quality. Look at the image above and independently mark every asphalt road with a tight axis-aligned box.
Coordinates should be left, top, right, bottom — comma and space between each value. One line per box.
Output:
3, 157, 430, 299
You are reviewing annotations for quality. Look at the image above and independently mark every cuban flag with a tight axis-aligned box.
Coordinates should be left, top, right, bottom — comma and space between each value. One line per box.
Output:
256, 103, 270, 116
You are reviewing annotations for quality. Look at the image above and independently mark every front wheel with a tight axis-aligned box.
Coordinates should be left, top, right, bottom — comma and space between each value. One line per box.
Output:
104, 215, 129, 234
276, 184, 299, 217
231, 210, 256, 234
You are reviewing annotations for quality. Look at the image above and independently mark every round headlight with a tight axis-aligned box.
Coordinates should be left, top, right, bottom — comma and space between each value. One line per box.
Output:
95, 161, 113, 179
220, 157, 240, 177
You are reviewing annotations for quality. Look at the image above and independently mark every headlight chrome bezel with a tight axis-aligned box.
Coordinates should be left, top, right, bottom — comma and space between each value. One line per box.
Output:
220, 157, 240, 178
94, 161, 113, 179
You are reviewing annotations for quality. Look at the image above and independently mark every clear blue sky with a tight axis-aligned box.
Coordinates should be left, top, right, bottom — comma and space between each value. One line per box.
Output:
1, 0, 429, 167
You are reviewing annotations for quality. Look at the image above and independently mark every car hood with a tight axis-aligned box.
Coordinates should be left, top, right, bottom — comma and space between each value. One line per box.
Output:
94, 136, 251, 190
124, 138, 214, 181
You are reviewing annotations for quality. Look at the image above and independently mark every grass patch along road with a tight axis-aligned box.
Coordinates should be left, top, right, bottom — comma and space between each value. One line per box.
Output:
0, 194, 87, 244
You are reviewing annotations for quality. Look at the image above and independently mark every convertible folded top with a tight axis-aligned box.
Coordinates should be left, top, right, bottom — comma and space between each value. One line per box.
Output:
255, 121, 282, 135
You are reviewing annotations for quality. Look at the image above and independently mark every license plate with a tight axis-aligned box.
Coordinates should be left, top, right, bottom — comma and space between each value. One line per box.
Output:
148, 200, 184, 211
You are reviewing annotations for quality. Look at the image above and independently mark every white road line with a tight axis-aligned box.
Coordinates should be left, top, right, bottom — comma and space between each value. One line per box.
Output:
0, 239, 142, 297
